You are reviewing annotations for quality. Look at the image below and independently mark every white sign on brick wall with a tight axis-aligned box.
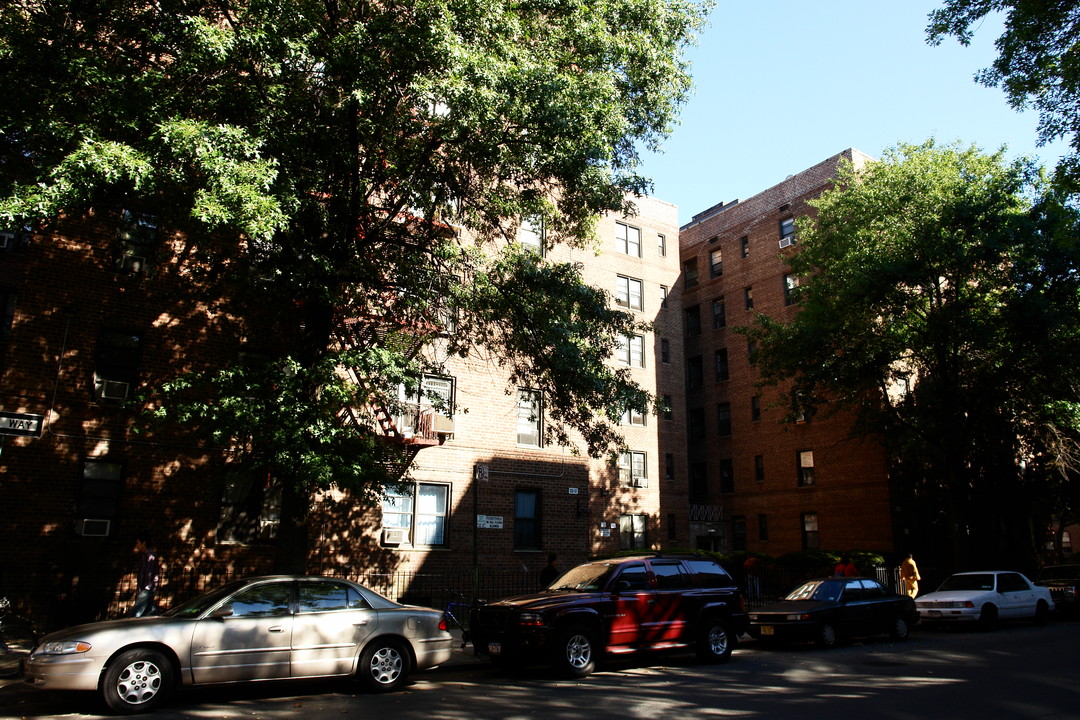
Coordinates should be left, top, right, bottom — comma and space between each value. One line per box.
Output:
476, 514, 503, 529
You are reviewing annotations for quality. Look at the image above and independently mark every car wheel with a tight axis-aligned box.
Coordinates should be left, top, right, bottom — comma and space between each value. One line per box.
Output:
696, 616, 733, 662
818, 622, 838, 649
101, 648, 174, 715
551, 625, 597, 678
890, 615, 911, 640
978, 604, 999, 631
1034, 600, 1050, 625
358, 639, 410, 692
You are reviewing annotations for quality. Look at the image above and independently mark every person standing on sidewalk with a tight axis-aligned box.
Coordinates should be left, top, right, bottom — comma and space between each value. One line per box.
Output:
899, 553, 921, 598
128, 534, 160, 617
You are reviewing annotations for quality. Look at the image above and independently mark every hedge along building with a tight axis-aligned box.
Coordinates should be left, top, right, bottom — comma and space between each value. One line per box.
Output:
0, 193, 685, 628
677, 149, 895, 557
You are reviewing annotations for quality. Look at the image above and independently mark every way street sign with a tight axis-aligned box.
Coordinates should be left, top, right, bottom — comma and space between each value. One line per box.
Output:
0, 411, 44, 438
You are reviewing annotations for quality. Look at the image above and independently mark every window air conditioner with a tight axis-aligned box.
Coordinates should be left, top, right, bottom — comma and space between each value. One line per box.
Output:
121, 254, 146, 273
633, 475, 649, 488
382, 528, 406, 545
100, 380, 130, 400
433, 413, 455, 435
779, 237, 795, 248
77, 518, 112, 537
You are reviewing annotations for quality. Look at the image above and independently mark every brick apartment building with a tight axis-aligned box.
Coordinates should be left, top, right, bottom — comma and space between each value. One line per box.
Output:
0, 150, 901, 629
678, 149, 894, 557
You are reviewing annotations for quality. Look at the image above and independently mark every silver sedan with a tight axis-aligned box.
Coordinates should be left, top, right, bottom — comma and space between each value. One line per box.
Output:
25, 575, 453, 713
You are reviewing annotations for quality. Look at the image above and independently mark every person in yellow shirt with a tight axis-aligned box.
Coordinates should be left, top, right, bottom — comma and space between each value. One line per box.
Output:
899, 553, 921, 598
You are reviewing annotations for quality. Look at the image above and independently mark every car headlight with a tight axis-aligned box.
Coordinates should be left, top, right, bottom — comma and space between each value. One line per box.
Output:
518, 612, 545, 627
40, 640, 92, 655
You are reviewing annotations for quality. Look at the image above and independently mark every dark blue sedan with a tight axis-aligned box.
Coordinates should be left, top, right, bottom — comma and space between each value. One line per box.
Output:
748, 577, 918, 648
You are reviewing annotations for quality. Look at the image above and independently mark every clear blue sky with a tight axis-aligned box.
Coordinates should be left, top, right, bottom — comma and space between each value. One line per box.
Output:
640, 1, 1071, 225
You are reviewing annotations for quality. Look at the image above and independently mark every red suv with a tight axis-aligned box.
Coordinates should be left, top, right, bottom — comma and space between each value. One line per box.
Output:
469, 554, 748, 677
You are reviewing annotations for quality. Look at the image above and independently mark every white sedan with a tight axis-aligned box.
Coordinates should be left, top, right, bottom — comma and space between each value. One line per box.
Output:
915, 571, 1054, 629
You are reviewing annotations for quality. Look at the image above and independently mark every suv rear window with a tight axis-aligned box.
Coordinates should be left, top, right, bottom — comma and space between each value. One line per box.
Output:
684, 558, 735, 588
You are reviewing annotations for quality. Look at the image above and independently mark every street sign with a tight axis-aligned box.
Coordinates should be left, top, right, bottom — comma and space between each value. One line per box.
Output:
476, 514, 503, 529
0, 411, 44, 438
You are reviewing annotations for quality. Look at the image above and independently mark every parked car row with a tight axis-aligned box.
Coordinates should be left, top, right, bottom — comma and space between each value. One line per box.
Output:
16, 559, 1074, 715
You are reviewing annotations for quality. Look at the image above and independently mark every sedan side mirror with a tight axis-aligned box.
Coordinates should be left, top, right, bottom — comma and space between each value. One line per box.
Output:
210, 604, 234, 619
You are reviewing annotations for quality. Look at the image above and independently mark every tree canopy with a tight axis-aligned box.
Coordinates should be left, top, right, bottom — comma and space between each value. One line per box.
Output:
0, 0, 709, 565
746, 141, 1080, 567
927, 0, 1080, 190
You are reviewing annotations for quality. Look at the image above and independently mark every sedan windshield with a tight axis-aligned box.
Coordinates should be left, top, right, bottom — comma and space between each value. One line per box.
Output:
784, 580, 842, 602
549, 563, 615, 591
937, 574, 994, 592
162, 579, 251, 618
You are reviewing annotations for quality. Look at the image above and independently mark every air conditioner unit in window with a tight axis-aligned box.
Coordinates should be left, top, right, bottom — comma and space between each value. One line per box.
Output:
779, 237, 795, 248
121, 254, 146, 273
382, 528, 406, 545
100, 380, 130, 400
433, 413, 455, 435
632, 475, 649, 488
77, 518, 111, 537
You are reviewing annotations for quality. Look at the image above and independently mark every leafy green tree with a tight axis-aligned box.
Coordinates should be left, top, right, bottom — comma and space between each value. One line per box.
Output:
0, 0, 708, 569
745, 141, 1080, 567
927, 0, 1080, 190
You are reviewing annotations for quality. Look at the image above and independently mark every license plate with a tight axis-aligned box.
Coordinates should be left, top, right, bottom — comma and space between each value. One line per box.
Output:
487, 642, 502, 655
760, 625, 774, 636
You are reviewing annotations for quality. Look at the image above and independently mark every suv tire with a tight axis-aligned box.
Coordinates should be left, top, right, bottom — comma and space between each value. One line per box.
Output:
696, 616, 733, 662
551, 624, 597, 678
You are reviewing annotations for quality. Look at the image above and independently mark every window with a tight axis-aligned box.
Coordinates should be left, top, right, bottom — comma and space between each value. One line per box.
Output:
299, 580, 369, 613
783, 273, 799, 306
744, 286, 753, 311
653, 561, 690, 589
751, 395, 761, 422
683, 258, 698, 288
754, 454, 765, 483
662, 394, 673, 420
514, 489, 542, 550
715, 348, 729, 382
658, 234, 667, 257
0, 227, 30, 253
684, 305, 701, 338
94, 330, 141, 402
229, 583, 292, 618
517, 389, 543, 446
219, 471, 282, 544
732, 516, 747, 551
115, 209, 160, 274
758, 513, 769, 541
709, 248, 723, 278
619, 514, 648, 550
616, 221, 641, 257
397, 374, 455, 436
382, 482, 449, 546
712, 298, 726, 329
747, 339, 758, 366
621, 404, 646, 426
616, 275, 644, 310
619, 451, 648, 488
77, 460, 124, 536
667, 513, 677, 541
719, 458, 734, 494
617, 334, 645, 368
686, 355, 703, 389
690, 463, 708, 501
779, 217, 795, 247
688, 406, 705, 441
717, 403, 731, 436
802, 512, 820, 550
517, 217, 545, 256
797, 450, 815, 487
0, 290, 16, 351
660, 285, 669, 308
665, 453, 675, 482
740, 235, 749, 258
660, 338, 670, 363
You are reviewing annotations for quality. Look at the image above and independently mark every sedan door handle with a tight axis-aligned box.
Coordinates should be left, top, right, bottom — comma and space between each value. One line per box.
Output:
268, 626, 287, 633
353, 620, 369, 626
